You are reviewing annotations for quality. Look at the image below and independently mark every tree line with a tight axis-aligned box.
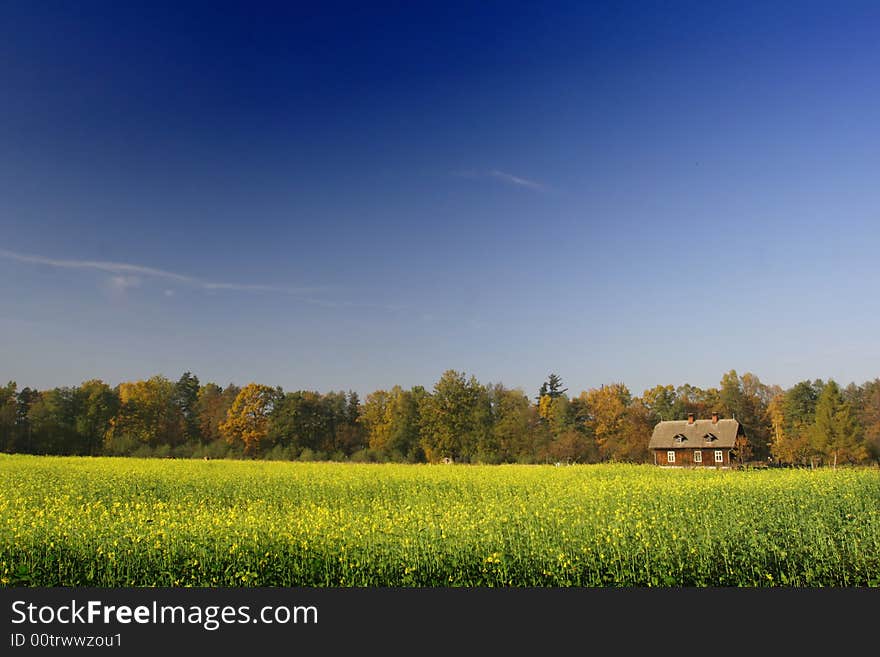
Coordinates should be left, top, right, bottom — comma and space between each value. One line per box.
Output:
1, 370, 878, 466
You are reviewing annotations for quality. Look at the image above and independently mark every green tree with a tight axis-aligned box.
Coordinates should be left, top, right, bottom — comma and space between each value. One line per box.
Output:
537, 373, 568, 422
15, 386, 39, 452
718, 370, 773, 461
675, 383, 718, 419
550, 394, 575, 433
75, 380, 120, 455
536, 389, 590, 463
269, 390, 334, 457
811, 380, 866, 467
537, 373, 567, 401
173, 372, 202, 444
384, 386, 425, 461
330, 391, 367, 457
27, 387, 80, 454
0, 381, 18, 451
419, 370, 490, 462
470, 382, 496, 463
782, 380, 824, 435
720, 370, 745, 419
489, 384, 540, 462
640, 384, 679, 423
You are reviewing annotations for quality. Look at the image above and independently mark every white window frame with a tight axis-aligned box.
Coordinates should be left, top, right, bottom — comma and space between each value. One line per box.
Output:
693, 450, 702, 463
667, 451, 675, 464
714, 450, 724, 463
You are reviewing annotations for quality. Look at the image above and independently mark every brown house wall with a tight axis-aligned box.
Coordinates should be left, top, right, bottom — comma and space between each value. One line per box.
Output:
655, 448, 729, 467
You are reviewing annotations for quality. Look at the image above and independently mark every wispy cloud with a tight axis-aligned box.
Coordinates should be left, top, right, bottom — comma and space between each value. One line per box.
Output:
108, 275, 141, 292
454, 169, 546, 192
302, 297, 407, 312
0, 248, 317, 295
106, 275, 141, 300
487, 169, 545, 191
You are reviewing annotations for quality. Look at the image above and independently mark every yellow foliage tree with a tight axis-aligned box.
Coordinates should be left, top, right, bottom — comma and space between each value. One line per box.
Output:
105, 376, 179, 452
219, 383, 278, 456
361, 389, 392, 452
537, 394, 553, 420
582, 383, 633, 461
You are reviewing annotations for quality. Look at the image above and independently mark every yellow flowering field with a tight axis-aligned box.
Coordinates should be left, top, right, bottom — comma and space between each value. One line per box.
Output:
1, 454, 878, 586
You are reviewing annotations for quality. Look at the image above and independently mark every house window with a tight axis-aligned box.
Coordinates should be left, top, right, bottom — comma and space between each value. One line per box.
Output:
693, 450, 702, 463
714, 450, 724, 463
673, 433, 687, 443
667, 451, 675, 464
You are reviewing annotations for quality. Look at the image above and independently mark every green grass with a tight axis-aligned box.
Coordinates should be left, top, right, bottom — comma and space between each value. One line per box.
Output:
1, 454, 878, 586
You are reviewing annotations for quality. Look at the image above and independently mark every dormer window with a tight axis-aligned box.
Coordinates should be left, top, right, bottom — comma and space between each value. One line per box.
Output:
703, 433, 717, 442
673, 433, 687, 443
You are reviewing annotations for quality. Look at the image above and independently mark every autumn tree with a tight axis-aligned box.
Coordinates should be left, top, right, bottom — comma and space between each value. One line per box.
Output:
219, 383, 280, 456
768, 391, 807, 466
4, 369, 880, 465
838, 379, 880, 463
196, 383, 239, 444
105, 376, 181, 454
361, 389, 392, 453
581, 383, 635, 462
620, 398, 653, 463
856, 379, 880, 462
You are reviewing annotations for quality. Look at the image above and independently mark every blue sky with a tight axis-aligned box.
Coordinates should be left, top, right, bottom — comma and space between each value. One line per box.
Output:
2, 1, 879, 398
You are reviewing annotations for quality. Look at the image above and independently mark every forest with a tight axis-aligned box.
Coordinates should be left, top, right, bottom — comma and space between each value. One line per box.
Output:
1, 370, 878, 466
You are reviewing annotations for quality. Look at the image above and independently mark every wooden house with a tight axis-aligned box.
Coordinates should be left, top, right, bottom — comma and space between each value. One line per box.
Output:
648, 412, 743, 468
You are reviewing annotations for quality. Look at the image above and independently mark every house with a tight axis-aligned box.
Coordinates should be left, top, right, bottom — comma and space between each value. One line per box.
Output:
648, 412, 743, 468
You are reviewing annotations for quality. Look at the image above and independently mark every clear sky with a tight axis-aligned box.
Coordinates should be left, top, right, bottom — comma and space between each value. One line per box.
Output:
2, 1, 879, 399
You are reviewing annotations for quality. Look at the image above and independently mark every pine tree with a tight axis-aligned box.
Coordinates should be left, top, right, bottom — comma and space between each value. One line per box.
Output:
811, 380, 865, 467
536, 373, 567, 402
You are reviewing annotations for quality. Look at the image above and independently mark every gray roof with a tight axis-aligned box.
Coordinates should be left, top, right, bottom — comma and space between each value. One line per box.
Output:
648, 418, 741, 449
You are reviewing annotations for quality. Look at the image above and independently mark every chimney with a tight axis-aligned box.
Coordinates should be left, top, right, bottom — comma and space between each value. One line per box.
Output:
711, 412, 719, 424
687, 412, 695, 424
